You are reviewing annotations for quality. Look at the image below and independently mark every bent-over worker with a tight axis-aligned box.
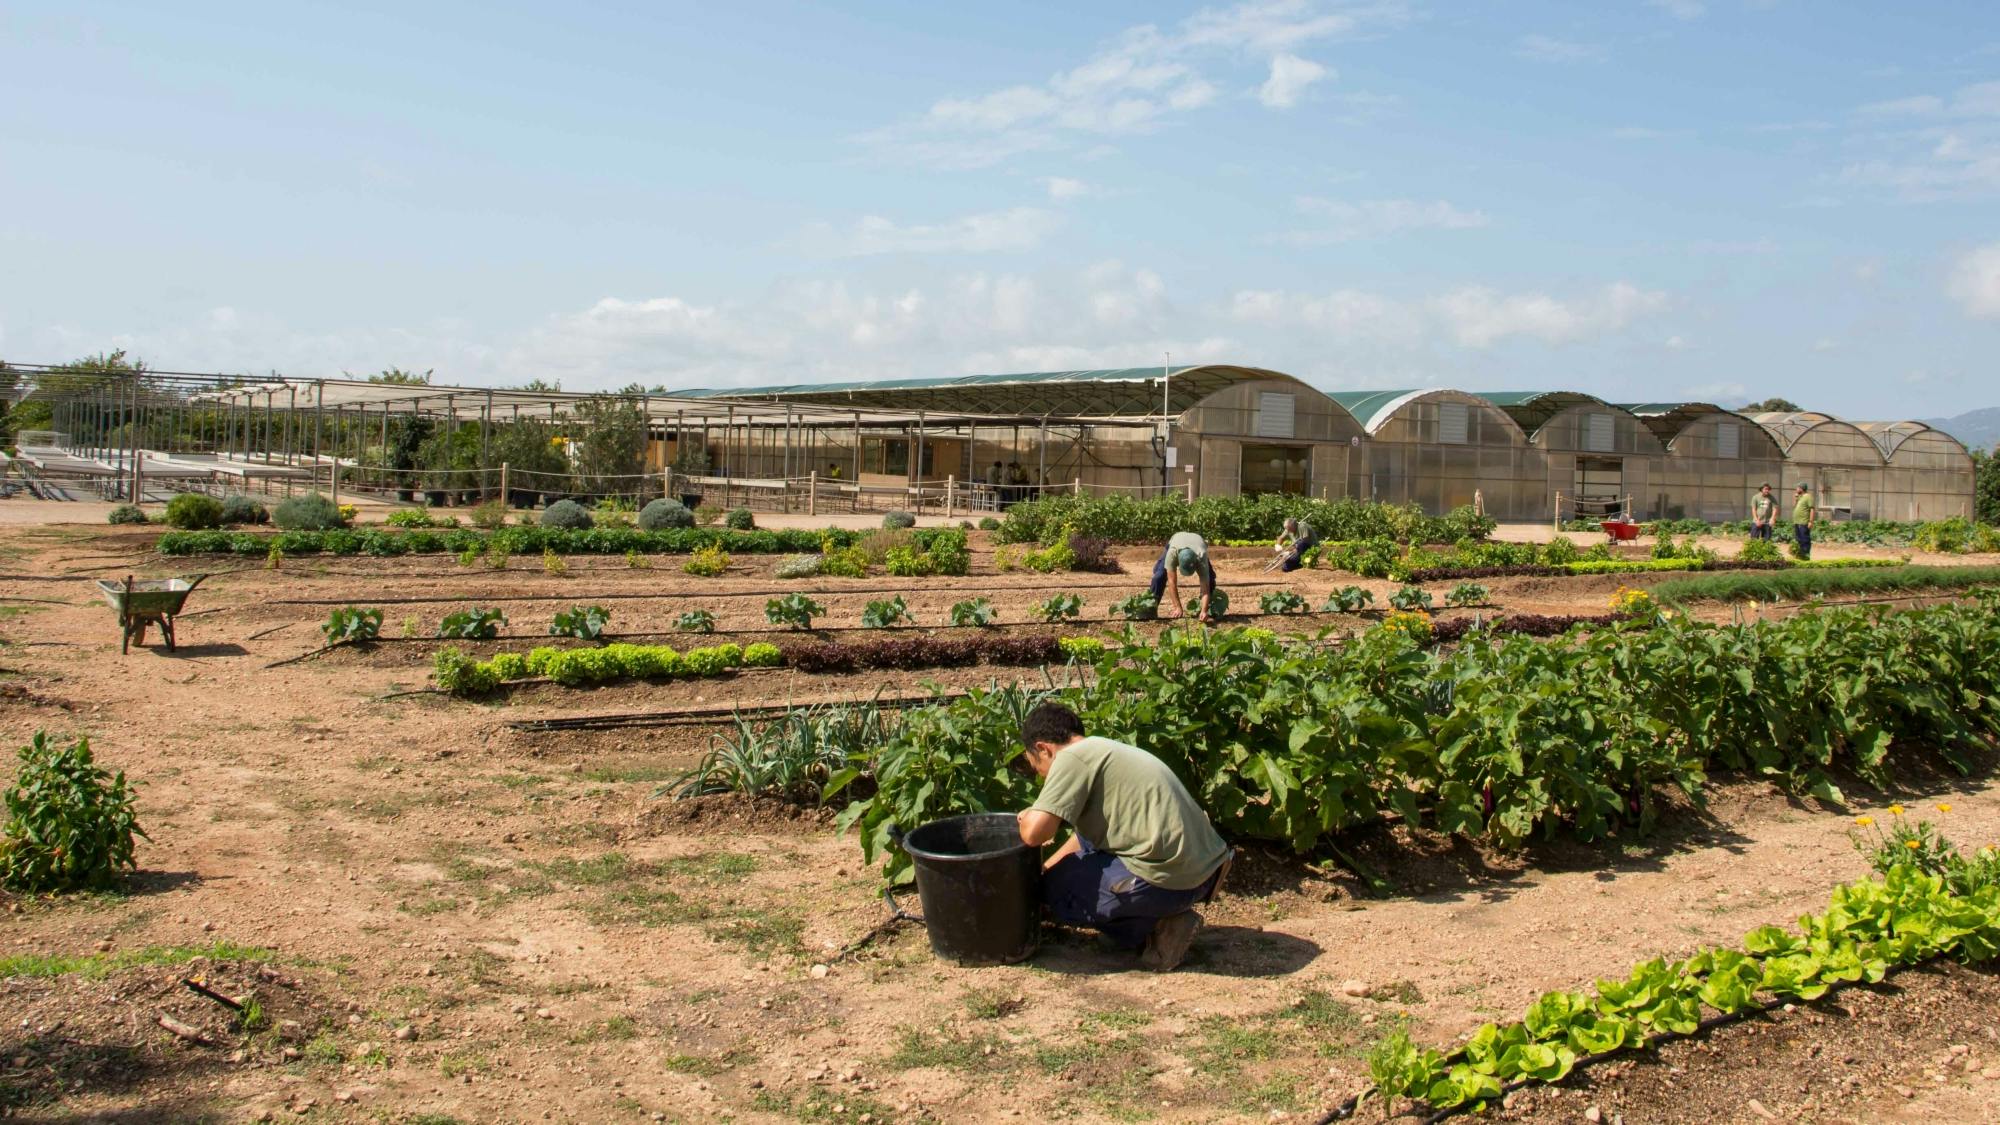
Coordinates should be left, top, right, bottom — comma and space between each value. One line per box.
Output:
1148, 530, 1219, 621
1013, 702, 1231, 971
1274, 517, 1316, 572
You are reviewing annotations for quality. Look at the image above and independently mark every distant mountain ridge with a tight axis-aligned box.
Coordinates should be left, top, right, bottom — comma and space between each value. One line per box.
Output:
1916, 407, 2000, 452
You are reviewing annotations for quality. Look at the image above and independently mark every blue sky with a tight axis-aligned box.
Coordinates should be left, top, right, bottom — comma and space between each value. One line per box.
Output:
3, 0, 1998, 417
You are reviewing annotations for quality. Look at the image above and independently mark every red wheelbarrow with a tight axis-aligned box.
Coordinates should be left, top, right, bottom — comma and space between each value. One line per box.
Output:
1600, 519, 1642, 543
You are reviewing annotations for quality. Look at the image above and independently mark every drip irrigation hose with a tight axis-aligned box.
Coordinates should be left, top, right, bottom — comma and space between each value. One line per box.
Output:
883, 884, 925, 926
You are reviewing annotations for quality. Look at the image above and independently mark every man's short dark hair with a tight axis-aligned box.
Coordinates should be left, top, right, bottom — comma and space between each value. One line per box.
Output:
1020, 701, 1084, 751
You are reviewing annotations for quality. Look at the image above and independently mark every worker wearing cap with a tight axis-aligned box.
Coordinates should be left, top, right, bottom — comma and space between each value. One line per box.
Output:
1792, 483, 1816, 559
1148, 530, 1219, 622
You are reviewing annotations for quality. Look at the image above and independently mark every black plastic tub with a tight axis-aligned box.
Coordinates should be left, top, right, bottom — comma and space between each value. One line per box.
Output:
899, 813, 1041, 965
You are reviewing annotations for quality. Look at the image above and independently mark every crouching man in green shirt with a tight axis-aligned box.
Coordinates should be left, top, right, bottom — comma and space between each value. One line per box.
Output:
1013, 702, 1232, 971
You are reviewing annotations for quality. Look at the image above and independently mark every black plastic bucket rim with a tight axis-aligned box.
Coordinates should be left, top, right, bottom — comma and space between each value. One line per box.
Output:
899, 812, 1032, 865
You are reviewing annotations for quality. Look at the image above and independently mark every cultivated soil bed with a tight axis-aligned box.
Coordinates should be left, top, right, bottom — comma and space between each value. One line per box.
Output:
4, 511, 2000, 1123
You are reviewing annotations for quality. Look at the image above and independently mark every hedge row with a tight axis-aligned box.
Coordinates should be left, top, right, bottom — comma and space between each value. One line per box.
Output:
156, 526, 855, 557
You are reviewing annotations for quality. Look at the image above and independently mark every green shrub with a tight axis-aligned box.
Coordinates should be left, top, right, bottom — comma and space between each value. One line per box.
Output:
107, 504, 147, 525
1389, 585, 1433, 612
1185, 589, 1230, 617
469, 500, 510, 530
995, 494, 1493, 546
0, 733, 147, 894
550, 605, 610, 641
1538, 536, 1581, 565
978, 516, 1001, 530
272, 492, 345, 530
683, 544, 730, 577
164, 493, 225, 530
1259, 591, 1308, 615
432, 646, 500, 695
883, 545, 935, 577
862, 597, 912, 629
951, 598, 998, 627
725, 507, 756, 531
1110, 594, 1158, 620
1736, 537, 1783, 563
635, 498, 691, 530
1321, 586, 1373, 613
321, 606, 382, 644
1445, 582, 1489, 608
385, 508, 433, 528
540, 499, 595, 530
437, 607, 506, 639
882, 510, 916, 529
743, 642, 784, 668
675, 609, 717, 634
913, 528, 972, 576
1037, 593, 1084, 623
766, 594, 824, 630
820, 546, 869, 578
1022, 541, 1078, 573
219, 494, 268, 525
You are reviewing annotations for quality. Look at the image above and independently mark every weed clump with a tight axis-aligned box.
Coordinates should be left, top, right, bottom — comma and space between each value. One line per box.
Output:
273, 492, 346, 530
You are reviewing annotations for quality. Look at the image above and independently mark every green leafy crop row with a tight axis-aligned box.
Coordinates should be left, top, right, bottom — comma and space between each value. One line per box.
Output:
1651, 564, 2000, 603
832, 596, 2000, 881
1372, 860, 2000, 1112
432, 641, 782, 695
155, 525, 856, 558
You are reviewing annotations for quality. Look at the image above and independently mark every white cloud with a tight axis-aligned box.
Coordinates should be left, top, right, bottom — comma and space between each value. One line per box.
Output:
1812, 338, 1840, 352
1646, 0, 1705, 19
1515, 35, 1604, 64
1431, 282, 1668, 347
1842, 81, 2000, 200
1663, 334, 1690, 351
1259, 53, 1330, 108
1858, 94, 1945, 118
1608, 125, 1688, 141
1275, 197, 1489, 244
1687, 381, 1748, 403
1042, 176, 1095, 200
1948, 242, 2000, 318
1228, 280, 1667, 349
865, 1, 1405, 166
798, 207, 1060, 256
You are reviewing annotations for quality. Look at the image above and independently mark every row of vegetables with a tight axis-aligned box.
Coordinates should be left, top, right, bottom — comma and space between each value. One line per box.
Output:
1373, 857, 2000, 1112
831, 595, 2000, 881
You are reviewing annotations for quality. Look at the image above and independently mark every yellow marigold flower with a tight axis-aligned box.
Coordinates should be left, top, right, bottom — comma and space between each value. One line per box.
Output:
1906, 839, 1922, 850
1854, 816, 1874, 827
1938, 803, 1953, 813
1888, 804, 1905, 816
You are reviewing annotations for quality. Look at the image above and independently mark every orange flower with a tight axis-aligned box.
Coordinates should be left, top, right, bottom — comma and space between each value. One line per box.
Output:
1854, 816, 1875, 827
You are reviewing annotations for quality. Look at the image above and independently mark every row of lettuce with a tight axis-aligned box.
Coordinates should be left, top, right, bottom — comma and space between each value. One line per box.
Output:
1372, 853, 2000, 1112
826, 595, 2000, 882
1583, 514, 2000, 553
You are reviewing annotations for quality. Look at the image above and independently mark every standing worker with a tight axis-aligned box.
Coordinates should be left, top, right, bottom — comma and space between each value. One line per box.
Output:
1013, 702, 1232, 971
1749, 482, 1777, 541
1149, 530, 1219, 621
1792, 482, 1816, 559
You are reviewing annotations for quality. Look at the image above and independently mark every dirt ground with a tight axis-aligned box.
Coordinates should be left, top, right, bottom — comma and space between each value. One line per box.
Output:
3, 505, 1999, 1124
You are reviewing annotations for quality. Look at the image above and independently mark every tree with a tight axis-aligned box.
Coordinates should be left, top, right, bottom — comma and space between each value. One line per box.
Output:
514, 378, 562, 393
366, 367, 433, 386
1740, 396, 1802, 413
568, 394, 646, 496
1974, 446, 1999, 526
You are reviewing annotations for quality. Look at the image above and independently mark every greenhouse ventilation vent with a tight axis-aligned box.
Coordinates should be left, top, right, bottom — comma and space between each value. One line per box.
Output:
1255, 392, 1296, 439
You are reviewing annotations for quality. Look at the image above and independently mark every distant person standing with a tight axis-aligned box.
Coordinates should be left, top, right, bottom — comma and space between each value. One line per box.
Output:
1791, 483, 1816, 559
1006, 461, 1029, 505
986, 460, 1003, 507
1750, 483, 1777, 541
827, 462, 843, 481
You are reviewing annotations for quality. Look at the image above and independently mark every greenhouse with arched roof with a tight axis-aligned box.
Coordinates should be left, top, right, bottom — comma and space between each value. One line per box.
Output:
1622, 403, 1787, 522
1749, 412, 1887, 519
1327, 389, 1544, 520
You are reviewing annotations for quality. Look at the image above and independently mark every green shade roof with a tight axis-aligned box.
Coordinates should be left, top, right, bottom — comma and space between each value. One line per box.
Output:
665, 365, 1300, 418
1324, 390, 1419, 432
1615, 401, 1736, 445
1471, 390, 1609, 435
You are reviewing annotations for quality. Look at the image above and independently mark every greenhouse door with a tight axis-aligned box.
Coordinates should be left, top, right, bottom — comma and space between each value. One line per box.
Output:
1241, 444, 1310, 495
1575, 457, 1625, 516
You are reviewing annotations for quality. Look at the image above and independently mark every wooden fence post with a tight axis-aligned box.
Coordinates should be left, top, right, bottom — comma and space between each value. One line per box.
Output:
808, 471, 817, 517
945, 475, 955, 518
498, 462, 508, 508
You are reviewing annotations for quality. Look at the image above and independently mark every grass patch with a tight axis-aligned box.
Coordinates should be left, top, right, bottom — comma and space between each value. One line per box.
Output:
569, 1016, 640, 1044
1189, 1016, 1281, 1077
885, 1026, 1012, 1072
1081, 1007, 1153, 1031
751, 1088, 901, 1123
1652, 563, 2000, 603
0, 942, 277, 980
961, 987, 1024, 1020
1275, 988, 1361, 1033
